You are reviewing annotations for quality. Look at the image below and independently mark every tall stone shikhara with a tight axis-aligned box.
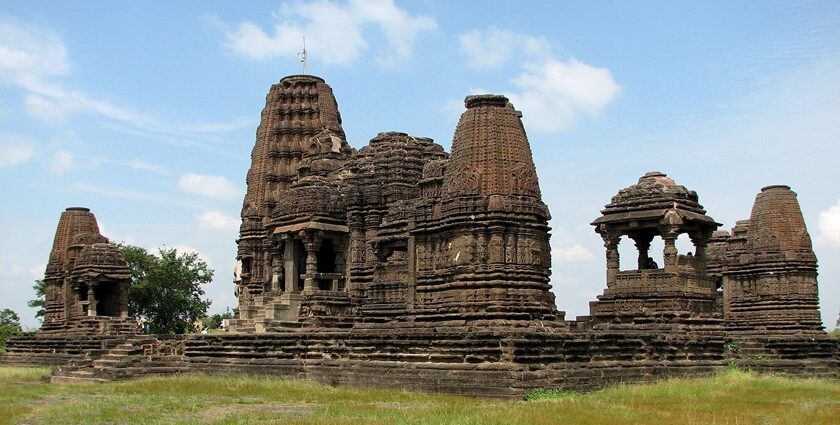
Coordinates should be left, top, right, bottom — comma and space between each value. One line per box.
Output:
413, 95, 556, 323
707, 185, 831, 356
236, 75, 349, 305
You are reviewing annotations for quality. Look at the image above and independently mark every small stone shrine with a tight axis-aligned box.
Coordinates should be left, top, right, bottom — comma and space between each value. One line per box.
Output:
41, 207, 138, 335
707, 185, 835, 359
588, 172, 721, 328
2, 75, 836, 397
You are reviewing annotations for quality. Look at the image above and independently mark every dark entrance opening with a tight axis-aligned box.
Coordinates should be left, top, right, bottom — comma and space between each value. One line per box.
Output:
79, 283, 89, 315
94, 283, 121, 317
296, 239, 307, 292
317, 239, 337, 290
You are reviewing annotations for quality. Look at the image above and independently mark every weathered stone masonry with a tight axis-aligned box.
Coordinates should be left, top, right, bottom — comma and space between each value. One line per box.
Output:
3, 75, 836, 397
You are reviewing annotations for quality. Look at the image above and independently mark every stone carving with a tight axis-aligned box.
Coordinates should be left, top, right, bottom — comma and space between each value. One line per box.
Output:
706, 185, 824, 340
589, 172, 722, 327
39, 207, 138, 335
5, 74, 835, 398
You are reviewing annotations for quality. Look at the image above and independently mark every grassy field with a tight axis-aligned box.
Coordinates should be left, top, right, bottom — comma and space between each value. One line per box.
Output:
1, 367, 838, 425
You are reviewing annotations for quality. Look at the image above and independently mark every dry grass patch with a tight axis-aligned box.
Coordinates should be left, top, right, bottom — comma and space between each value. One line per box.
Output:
0, 366, 838, 425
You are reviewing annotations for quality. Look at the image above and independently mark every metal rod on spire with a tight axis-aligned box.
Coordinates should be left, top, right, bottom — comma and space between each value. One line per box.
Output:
298, 36, 308, 74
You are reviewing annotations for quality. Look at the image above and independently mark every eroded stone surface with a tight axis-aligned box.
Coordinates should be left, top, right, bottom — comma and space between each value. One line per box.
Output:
39, 207, 137, 335
231, 83, 558, 332
4, 75, 836, 397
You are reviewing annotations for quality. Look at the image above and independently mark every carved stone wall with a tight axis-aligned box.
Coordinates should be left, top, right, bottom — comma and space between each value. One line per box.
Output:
6, 75, 836, 396
235, 75, 351, 324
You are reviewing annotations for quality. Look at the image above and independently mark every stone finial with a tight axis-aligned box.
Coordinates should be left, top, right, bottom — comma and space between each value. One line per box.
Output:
464, 94, 508, 108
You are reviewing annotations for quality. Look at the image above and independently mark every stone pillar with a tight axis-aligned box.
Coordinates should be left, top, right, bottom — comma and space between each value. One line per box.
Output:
349, 214, 365, 265
72, 282, 81, 318
120, 282, 129, 318
333, 243, 346, 292
662, 232, 678, 271
632, 232, 654, 270
690, 231, 710, 259
603, 234, 620, 288
87, 283, 97, 317
270, 244, 283, 293
283, 236, 299, 294
303, 232, 320, 293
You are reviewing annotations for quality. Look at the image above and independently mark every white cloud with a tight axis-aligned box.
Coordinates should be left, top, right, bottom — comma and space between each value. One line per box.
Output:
457, 27, 620, 134
177, 173, 240, 200
49, 149, 75, 173
165, 244, 213, 268
552, 243, 595, 263
127, 160, 170, 176
0, 134, 36, 167
29, 264, 45, 280
0, 17, 154, 127
197, 211, 240, 233
818, 199, 840, 248
0, 18, 68, 82
506, 58, 620, 133
217, 0, 436, 67
550, 272, 582, 288
459, 27, 550, 69
0, 17, 241, 150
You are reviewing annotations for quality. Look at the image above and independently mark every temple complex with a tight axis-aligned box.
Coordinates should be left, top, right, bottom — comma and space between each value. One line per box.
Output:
231, 77, 557, 332
2, 74, 836, 396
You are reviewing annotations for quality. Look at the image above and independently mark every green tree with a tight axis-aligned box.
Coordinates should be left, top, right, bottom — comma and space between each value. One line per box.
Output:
0, 308, 22, 352
121, 245, 213, 334
201, 309, 234, 330
27, 279, 46, 321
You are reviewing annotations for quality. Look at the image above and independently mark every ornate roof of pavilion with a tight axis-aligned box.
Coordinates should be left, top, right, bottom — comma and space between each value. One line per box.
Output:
592, 171, 719, 227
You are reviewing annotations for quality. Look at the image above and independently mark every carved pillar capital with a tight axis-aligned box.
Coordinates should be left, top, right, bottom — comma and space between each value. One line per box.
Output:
660, 229, 679, 271
601, 232, 621, 287
303, 231, 319, 293
690, 229, 712, 259
630, 231, 655, 270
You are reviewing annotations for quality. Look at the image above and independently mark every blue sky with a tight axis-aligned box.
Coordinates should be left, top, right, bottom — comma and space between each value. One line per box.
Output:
1, 1, 838, 329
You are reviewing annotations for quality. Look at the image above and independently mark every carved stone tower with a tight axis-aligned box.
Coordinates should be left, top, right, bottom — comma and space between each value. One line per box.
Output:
412, 94, 558, 324
714, 185, 824, 335
236, 75, 350, 325
41, 207, 137, 335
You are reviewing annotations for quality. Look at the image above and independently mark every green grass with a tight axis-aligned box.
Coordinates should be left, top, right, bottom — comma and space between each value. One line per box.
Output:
1, 367, 838, 424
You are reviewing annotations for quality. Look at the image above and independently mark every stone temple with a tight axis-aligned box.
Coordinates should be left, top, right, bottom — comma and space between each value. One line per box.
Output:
3, 75, 837, 397
231, 77, 556, 331
40, 207, 138, 335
